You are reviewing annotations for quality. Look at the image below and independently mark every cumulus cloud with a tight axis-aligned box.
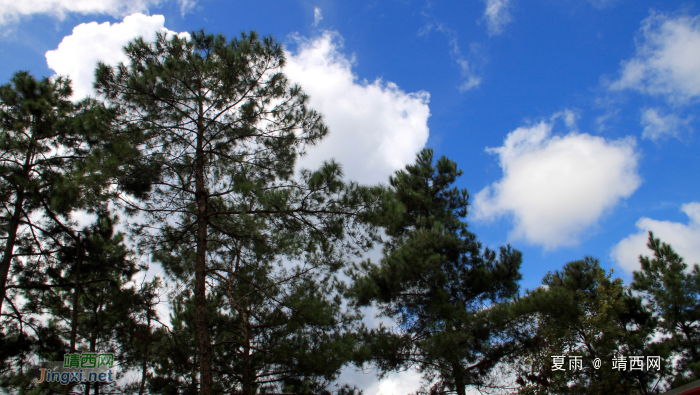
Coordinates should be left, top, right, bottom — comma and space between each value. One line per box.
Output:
483, 0, 512, 35
0, 0, 193, 26
609, 12, 700, 104
473, 116, 641, 249
284, 32, 431, 184
611, 202, 700, 273
312, 7, 323, 27
640, 107, 692, 140
45, 13, 188, 100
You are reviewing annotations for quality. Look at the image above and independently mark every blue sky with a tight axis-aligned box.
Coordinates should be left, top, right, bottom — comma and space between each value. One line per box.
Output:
2, 0, 699, 392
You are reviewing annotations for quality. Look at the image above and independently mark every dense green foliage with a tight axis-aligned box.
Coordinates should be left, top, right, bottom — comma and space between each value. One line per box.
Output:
513, 233, 700, 395
632, 233, 700, 388
514, 258, 659, 395
350, 149, 525, 395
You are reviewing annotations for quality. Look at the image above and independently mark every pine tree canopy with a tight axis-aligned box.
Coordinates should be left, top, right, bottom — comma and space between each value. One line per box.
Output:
350, 148, 524, 395
632, 232, 700, 389
94, 30, 380, 395
1, 71, 77, 315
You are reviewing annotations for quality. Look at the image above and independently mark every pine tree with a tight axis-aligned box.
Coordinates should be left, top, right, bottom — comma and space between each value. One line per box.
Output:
0, 71, 77, 314
0, 72, 123, 391
95, 31, 378, 395
632, 232, 700, 390
9, 215, 142, 394
349, 149, 523, 395
149, 224, 365, 395
514, 258, 660, 395
0, 69, 143, 324
115, 277, 165, 395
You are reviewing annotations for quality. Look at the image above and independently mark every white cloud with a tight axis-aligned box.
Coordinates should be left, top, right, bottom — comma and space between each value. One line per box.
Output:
609, 12, 700, 104
419, 20, 482, 92
456, 59, 482, 92
483, 0, 512, 36
640, 107, 692, 140
450, 39, 481, 91
0, 0, 194, 26
284, 32, 431, 184
177, 0, 197, 15
460, 77, 482, 92
553, 108, 579, 130
335, 368, 423, 395
376, 371, 424, 395
595, 109, 620, 133
45, 13, 188, 100
312, 7, 323, 27
459, 75, 482, 92
611, 202, 700, 273
473, 116, 641, 249
47, 21, 430, 185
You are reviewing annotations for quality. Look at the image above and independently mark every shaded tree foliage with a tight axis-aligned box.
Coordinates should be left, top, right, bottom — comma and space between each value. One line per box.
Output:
0, 71, 156, 394
350, 149, 524, 395
5, 215, 147, 394
632, 232, 700, 389
514, 258, 661, 395
0, 71, 140, 394
514, 232, 700, 395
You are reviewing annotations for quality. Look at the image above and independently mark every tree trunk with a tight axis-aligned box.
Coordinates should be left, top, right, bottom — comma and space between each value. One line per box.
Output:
0, 188, 24, 315
453, 361, 466, 395
139, 312, 151, 395
195, 104, 213, 395
63, 235, 82, 395
85, 328, 97, 395
0, 148, 33, 314
242, 309, 251, 395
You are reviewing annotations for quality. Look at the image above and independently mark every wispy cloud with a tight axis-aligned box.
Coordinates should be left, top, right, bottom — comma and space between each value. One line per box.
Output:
449, 38, 482, 91
312, 7, 323, 27
421, 20, 482, 92
595, 108, 620, 133
456, 59, 481, 92
640, 107, 693, 141
483, 0, 512, 35
0, 0, 195, 26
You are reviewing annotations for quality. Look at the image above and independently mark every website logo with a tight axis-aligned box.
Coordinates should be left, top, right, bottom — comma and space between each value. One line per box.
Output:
34, 353, 116, 385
